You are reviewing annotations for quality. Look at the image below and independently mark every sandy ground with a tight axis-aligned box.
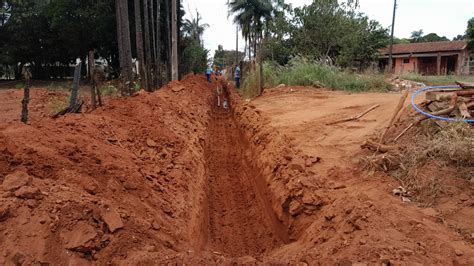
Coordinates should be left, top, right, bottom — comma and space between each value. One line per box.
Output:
250, 85, 474, 263
0, 77, 473, 264
252, 87, 404, 174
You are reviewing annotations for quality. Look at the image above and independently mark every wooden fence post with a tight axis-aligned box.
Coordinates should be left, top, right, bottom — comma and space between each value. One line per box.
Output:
20, 65, 32, 124
69, 61, 82, 109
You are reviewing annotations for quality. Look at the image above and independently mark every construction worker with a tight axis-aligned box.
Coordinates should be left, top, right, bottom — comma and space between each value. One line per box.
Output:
206, 66, 212, 82
234, 65, 241, 89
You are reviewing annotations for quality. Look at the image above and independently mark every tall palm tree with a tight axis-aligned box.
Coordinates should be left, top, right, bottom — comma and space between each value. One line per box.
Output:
228, 0, 280, 93
228, 0, 276, 58
182, 11, 209, 46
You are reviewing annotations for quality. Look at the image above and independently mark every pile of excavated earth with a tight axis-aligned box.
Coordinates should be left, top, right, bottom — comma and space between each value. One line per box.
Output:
0, 75, 473, 264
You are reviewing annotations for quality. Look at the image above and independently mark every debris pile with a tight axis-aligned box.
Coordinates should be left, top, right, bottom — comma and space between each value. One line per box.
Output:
423, 82, 474, 121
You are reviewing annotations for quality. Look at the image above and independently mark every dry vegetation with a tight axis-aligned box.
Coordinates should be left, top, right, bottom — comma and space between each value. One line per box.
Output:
363, 121, 473, 205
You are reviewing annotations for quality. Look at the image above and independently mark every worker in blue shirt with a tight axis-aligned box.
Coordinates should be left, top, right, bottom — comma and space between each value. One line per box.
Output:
206, 66, 212, 82
234, 66, 241, 89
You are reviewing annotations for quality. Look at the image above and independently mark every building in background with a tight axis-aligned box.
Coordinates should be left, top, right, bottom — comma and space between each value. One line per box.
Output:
379, 41, 471, 75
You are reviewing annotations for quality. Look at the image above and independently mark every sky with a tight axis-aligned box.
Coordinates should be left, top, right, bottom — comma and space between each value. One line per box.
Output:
181, 0, 474, 55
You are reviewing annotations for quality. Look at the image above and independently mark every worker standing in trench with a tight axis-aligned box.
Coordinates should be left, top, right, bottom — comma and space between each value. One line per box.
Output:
206, 66, 212, 83
234, 65, 241, 89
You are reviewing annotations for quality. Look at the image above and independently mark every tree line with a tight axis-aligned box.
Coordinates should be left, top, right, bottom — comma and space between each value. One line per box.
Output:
226, 0, 474, 72
0, 0, 209, 93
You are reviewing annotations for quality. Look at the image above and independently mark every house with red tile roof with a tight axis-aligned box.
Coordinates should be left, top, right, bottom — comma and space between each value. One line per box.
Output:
379, 40, 471, 75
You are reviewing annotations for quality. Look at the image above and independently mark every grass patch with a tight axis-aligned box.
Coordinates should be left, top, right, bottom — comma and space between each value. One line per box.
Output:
46, 82, 69, 91
240, 57, 391, 99
402, 73, 474, 86
15, 83, 24, 89
47, 96, 69, 114
100, 85, 119, 96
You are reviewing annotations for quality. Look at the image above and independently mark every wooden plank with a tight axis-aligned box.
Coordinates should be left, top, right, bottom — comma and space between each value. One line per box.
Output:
459, 102, 472, 118
326, 104, 380, 125
455, 81, 474, 89
379, 90, 408, 143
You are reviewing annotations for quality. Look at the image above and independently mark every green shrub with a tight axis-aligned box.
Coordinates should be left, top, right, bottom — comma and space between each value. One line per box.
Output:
240, 56, 391, 97
100, 85, 119, 96
132, 82, 141, 92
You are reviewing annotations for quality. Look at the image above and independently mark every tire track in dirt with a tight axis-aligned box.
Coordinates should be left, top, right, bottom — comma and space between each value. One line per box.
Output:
204, 89, 288, 257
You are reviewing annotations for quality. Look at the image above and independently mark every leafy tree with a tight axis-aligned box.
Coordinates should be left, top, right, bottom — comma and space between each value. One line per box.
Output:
467, 17, 474, 52
421, 33, 449, 42
394, 37, 410, 44
262, 2, 294, 65
213, 45, 244, 69
182, 11, 209, 45
291, 0, 365, 60
180, 38, 208, 75
453, 34, 464, 41
337, 19, 389, 69
410, 29, 424, 43
410, 30, 450, 43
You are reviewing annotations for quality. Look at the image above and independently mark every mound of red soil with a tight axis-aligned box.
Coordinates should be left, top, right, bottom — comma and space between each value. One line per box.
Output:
0, 75, 473, 265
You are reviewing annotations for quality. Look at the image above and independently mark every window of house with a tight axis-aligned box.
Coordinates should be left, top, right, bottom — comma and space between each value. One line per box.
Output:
403, 58, 410, 64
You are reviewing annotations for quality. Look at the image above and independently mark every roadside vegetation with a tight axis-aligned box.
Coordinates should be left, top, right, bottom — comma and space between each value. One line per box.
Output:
47, 95, 69, 114
402, 73, 474, 86
363, 121, 473, 205
241, 57, 391, 99
396, 122, 473, 204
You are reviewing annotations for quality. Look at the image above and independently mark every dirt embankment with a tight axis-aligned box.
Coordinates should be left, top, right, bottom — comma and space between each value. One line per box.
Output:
0, 76, 214, 264
0, 76, 473, 264
0, 75, 321, 264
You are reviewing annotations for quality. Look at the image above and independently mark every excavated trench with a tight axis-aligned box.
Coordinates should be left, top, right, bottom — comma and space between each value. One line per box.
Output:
201, 86, 289, 257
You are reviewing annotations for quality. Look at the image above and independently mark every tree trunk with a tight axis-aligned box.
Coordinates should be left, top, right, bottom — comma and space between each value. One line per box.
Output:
259, 40, 264, 94
150, 0, 157, 88
121, 0, 133, 94
170, 0, 178, 80
115, 0, 125, 77
164, 0, 171, 82
134, 0, 146, 90
143, 0, 153, 91
248, 37, 251, 60
116, 0, 133, 95
155, 0, 161, 87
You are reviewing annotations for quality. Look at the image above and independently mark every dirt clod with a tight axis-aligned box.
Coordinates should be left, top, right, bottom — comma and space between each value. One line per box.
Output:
2, 171, 32, 191
14, 186, 40, 199
62, 221, 98, 250
101, 209, 124, 233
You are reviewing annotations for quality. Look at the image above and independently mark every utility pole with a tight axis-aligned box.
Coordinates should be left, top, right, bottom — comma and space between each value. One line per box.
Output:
235, 26, 239, 65
387, 0, 397, 74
